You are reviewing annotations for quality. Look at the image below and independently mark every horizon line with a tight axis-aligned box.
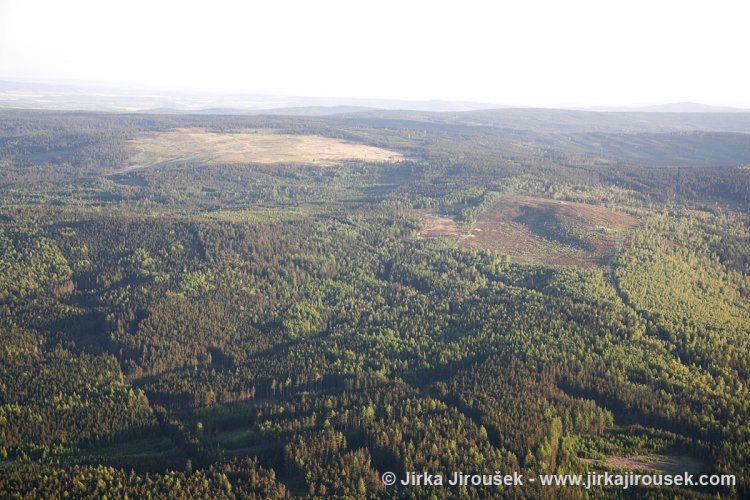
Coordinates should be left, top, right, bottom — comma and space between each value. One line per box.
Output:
1, 77, 749, 113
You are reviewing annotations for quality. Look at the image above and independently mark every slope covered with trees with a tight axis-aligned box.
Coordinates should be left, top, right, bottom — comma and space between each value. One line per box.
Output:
0, 109, 748, 497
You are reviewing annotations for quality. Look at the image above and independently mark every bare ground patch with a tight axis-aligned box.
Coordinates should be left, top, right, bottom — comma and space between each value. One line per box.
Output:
579, 454, 707, 474
128, 128, 402, 168
464, 195, 637, 267
415, 196, 637, 268
415, 212, 461, 238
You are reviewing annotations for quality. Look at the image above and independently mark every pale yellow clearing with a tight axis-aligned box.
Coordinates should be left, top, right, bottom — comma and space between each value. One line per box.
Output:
129, 128, 402, 167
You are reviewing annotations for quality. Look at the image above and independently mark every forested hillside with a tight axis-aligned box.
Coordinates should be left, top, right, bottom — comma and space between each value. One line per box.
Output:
0, 109, 748, 498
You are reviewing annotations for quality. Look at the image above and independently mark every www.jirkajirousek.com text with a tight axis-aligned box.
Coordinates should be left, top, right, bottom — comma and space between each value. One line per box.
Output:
382, 470, 736, 490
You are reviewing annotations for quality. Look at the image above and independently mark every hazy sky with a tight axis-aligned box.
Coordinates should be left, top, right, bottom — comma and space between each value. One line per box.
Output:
1, 0, 748, 107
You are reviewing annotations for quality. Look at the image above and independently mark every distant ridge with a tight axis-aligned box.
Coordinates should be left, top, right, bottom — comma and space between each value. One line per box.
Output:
1, 80, 748, 114
584, 102, 749, 113
133, 105, 376, 116
203, 105, 375, 116
0, 80, 497, 113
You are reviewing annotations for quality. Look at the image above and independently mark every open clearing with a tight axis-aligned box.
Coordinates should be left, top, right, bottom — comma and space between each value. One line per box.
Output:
129, 128, 403, 167
418, 195, 637, 267
579, 454, 707, 474
417, 212, 461, 238
469, 195, 637, 267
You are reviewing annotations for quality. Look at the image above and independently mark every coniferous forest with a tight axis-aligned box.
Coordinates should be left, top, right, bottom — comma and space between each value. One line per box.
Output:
1, 108, 749, 498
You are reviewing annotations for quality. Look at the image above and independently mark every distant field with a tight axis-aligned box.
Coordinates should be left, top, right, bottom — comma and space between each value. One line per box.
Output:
129, 128, 403, 167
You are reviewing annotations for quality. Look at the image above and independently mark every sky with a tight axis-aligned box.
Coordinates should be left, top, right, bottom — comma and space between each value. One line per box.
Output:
1, 0, 749, 108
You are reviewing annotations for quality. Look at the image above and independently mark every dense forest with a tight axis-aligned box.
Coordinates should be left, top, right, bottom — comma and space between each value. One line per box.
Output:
0, 108, 749, 498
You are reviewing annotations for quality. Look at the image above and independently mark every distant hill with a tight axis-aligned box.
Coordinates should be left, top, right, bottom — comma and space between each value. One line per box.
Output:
333, 107, 750, 134
586, 102, 748, 113
133, 106, 376, 116
1, 79, 748, 128
0, 80, 498, 113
